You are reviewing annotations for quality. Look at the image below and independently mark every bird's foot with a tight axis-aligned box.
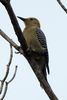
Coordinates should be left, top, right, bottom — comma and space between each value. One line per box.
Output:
26, 47, 33, 56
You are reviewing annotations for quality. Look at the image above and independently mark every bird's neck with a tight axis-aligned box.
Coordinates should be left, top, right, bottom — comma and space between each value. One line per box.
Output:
25, 25, 40, 29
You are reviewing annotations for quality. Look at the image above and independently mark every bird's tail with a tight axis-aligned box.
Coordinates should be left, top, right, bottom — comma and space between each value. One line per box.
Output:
43, 64, 50, 81
46, 64, 50, 74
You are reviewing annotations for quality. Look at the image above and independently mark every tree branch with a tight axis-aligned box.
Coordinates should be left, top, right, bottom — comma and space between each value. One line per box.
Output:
0, 82, 8, 100
0, 66, 18, 100
57, 0, 67, 13
0, 44, 13, 95
0, 42, 18, 100
27, 57, 58, 100
7, 65, 18, 84
2, 45, 13, 83
0, 0, 58, 100
0, 29, 23, 54
0, 0, 28, 52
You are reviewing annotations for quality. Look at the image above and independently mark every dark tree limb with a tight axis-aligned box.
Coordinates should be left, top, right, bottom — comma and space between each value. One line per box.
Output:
27, 58, 58, 100
0, 0, 28, 52
57, 0, 67, 13
0, 0, 58, 100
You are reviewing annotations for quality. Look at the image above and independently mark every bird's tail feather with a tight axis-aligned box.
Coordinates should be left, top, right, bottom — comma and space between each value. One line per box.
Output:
46, 64, 50, 74
43, 64, 50, 81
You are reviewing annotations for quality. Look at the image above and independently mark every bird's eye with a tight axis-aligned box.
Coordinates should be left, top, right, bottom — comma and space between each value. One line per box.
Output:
30, 18, 33, 20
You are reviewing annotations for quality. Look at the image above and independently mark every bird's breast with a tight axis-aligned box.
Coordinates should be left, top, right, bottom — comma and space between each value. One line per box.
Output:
23, 27, 44, 52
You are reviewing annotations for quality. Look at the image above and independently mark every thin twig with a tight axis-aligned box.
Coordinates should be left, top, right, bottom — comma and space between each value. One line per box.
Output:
0, 66, 18, 100
57, 0, 67, 13
0, 29, 23, 54
2, 44, 13, 82
0, 81, 3, 94
7, 44, 13, 66
0, 82, 8, 100
0, 44, 13, 95
7, 65, 18, 84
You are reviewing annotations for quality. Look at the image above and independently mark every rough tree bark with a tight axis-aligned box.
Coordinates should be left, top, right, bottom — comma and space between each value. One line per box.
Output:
0, 0, 58, 100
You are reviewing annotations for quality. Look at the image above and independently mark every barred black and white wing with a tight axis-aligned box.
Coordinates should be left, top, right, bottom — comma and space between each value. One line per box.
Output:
36, 28, 50, 75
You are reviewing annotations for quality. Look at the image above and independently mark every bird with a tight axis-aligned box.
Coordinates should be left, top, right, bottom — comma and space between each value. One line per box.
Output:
17, 17, 50, 81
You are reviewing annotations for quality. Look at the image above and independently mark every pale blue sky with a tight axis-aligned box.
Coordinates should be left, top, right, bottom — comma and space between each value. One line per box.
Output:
0, 0, 67, 100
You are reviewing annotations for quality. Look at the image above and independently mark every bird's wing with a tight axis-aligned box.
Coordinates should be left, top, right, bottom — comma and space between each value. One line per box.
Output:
36, 28, 47, 48
36, 28, 49, 74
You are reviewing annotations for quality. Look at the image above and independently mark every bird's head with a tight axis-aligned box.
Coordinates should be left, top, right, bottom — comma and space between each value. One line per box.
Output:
17, 17, 40, 28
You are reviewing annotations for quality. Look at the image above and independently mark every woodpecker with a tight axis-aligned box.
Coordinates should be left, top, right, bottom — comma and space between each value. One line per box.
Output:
18, 17, 50, 80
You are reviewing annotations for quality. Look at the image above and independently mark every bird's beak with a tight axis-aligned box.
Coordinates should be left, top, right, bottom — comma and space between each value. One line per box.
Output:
17, 16, 25, 21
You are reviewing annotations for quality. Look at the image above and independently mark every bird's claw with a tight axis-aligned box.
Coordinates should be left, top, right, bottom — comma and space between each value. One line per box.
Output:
26, 47, 33, 56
